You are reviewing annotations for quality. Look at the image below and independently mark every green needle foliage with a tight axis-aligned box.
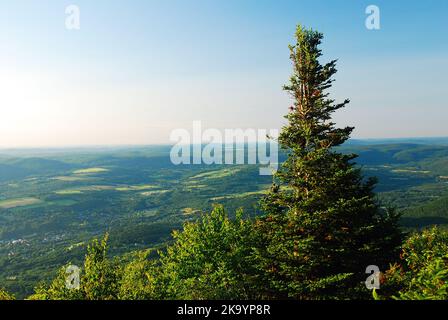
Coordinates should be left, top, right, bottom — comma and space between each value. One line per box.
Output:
254, 25, 403, 299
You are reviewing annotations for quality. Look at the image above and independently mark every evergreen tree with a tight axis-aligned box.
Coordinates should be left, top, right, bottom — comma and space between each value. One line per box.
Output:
254, 25, 403, 299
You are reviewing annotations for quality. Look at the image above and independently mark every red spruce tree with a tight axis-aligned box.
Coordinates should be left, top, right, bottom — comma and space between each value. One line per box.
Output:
255, 25, 403, 299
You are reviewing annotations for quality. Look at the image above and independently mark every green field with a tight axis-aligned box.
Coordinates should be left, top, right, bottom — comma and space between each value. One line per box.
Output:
73, 167, 109, 174
0, 198, 42, 209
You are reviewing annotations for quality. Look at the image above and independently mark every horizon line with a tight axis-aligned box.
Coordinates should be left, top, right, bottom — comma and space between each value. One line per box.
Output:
2, 136, 448, 151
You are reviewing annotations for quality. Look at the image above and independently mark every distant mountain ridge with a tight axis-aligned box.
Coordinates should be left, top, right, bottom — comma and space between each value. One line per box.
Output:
347, 137, 448, 146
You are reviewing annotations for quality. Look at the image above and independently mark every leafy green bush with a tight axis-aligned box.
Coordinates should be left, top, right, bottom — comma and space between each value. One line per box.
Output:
154, 205, 258, 299
117, 250, 159, 300
28, 234, 121, 300
382, 227, 448, 300
27, 206, 258, 300
0, 288, 15, 300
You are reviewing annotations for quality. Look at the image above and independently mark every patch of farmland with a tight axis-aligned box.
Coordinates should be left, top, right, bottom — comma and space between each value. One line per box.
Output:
0, 198, 43, 209
73, 167, 109, 174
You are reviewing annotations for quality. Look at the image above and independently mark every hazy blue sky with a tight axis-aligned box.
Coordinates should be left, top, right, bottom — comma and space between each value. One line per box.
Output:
0, 0, 447, 147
